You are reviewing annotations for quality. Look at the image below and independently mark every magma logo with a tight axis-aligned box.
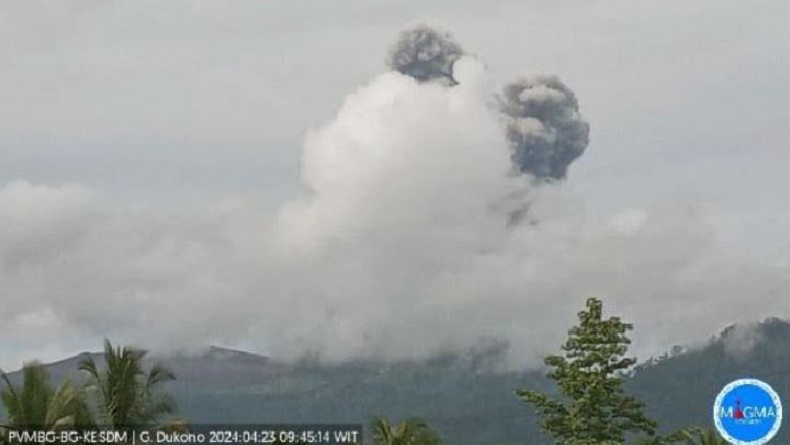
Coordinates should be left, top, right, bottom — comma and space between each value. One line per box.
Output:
713, 378, 783, 444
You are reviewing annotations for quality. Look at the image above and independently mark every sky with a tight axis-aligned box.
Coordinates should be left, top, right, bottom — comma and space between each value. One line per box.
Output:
1, 0, 788, 371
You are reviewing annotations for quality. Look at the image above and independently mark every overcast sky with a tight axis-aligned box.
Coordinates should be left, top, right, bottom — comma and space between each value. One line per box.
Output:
1, 0, 788, 371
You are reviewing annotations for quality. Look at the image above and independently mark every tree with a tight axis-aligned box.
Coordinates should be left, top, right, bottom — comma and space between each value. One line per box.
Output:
79, 340, 175, 430
516, 297, 658, 445
1, 363, 93, 430
370, 417, 443, 445
1, 363, 51, 428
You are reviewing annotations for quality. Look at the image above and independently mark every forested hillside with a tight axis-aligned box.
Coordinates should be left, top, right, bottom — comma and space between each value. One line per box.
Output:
3, 319, 787, 444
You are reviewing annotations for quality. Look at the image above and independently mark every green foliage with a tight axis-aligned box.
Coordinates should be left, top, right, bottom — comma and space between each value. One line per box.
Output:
1, 363, 94, 445
1, 363, 51, 427
1, 363, 93, 430
79, 339, 176, 430
516, 298, 658, 445
371, 417, 443, 445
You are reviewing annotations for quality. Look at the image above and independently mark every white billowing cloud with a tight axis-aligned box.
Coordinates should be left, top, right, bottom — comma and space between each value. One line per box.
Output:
0, 181, 98, 316
1, 57, 787, 371
0, 181, 97, 260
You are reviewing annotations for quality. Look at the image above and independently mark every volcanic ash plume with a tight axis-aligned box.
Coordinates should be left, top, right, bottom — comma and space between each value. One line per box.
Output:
386, 24, 464, 85
3, 24, 784, 373
498, 75, 590, 180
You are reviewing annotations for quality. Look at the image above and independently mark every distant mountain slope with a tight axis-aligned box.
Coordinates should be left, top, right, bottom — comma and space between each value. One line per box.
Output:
3, 319, 787, 445
629, 318, 789, 443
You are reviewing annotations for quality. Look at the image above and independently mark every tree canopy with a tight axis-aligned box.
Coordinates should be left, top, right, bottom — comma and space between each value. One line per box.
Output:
517, 297, 658, 445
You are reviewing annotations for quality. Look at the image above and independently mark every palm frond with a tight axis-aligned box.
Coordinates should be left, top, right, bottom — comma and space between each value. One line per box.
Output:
80, 340, 176, 430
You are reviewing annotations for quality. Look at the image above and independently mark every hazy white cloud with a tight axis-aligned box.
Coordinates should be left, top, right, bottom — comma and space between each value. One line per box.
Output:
0, 181, 98, 281
721, 322, 766, 362
1, 52, 786, 370
0, 0, 787, 371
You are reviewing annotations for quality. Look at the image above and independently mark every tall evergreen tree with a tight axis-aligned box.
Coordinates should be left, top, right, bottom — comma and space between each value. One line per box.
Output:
516, 297, 658, 445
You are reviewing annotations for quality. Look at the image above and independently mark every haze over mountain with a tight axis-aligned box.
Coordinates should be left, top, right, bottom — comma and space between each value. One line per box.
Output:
2, 6, 787, 445
4, 319, 787, 445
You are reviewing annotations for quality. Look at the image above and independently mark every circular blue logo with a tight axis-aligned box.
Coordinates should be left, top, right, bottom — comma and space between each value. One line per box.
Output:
713, 378, 783, 444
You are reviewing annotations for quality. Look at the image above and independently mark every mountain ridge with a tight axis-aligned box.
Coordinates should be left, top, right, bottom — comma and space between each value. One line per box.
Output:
2, 319, 788, 445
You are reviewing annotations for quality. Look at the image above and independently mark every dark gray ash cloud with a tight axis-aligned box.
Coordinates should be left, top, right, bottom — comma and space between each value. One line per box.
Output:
387, 24, 464, 85
498, 75, 590, 180
387, 25, 589, 181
